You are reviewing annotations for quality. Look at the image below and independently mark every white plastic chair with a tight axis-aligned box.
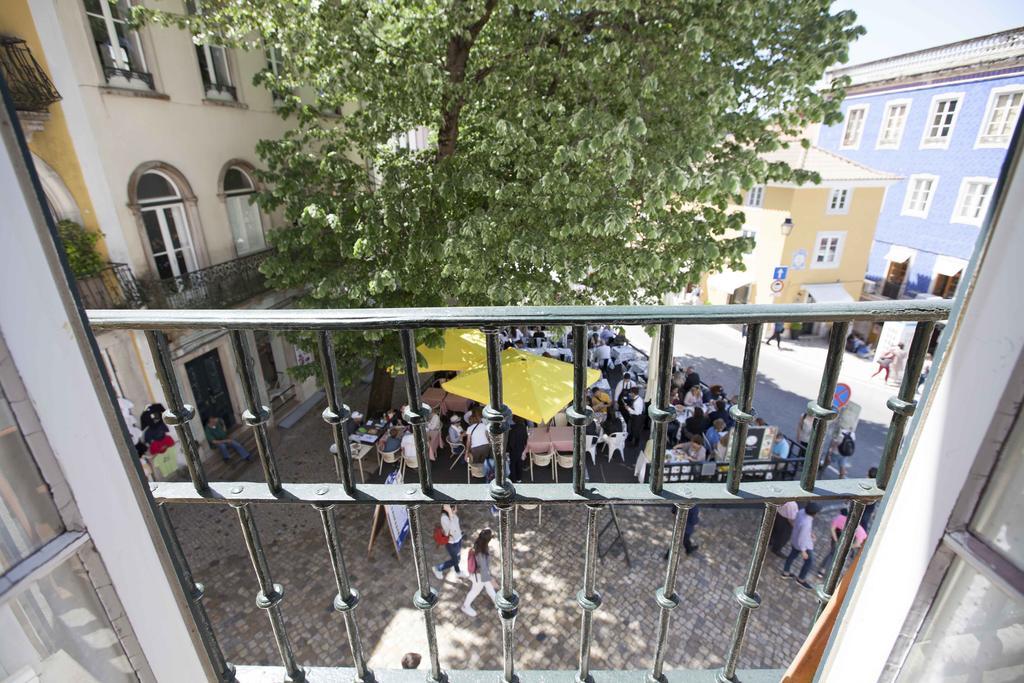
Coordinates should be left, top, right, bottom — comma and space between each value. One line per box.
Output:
605, 432, 627, 463
377, 439, 401, 475
529, 449, 554, 481
555, 452, 574, 482
585, 435, 599, 466
553, 412, 568, 427
467, 459, 487, 483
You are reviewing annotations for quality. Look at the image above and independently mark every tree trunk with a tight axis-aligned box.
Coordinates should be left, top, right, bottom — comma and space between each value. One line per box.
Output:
366, 362, 396, 418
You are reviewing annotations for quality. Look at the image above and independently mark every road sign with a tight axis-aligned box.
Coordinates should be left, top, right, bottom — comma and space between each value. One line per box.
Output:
773, 266, 789, 280
791, 249, 807, 271
833, 383, 852, 410
769, 279, 784, 294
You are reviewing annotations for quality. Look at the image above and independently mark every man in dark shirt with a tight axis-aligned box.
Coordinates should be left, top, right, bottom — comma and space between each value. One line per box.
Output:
507, 417, 528, 482
681, 367, 701, 394
684, 407, 709, 440
204, 415, 252, 462
708, 400, 734, 430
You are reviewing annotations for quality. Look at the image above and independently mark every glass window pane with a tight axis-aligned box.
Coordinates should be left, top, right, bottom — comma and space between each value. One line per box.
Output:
154, 253, 173, 280
0, 552, 134, 682
226, 195, 265, 255
141, 210, 164, 254
136, 173, 177, 202
211, 46, 231, 86
223, 167, 253, 193
897, 558, 1024, 682
0, 395, 64, 572
163, 208, 182, 249
970, 411, 1024, 567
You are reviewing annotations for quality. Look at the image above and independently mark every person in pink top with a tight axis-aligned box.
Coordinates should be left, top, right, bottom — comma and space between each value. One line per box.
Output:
817, 507, 868, 576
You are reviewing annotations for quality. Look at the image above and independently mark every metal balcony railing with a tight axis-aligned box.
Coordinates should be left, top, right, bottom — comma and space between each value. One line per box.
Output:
77, 263, 145, 310
87, 299, 950, 682
0, 37, 61, 112
141, 250, 271, 310
203, 79, 238, 101
102, 66, 155, 91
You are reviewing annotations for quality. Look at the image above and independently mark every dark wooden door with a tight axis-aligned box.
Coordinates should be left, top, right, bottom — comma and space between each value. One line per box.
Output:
185, 349, 235, 428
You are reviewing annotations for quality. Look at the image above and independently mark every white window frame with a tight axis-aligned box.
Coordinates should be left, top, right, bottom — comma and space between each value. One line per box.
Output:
875, 98, 911, 150
826, 187, 852, 215
811, 230, 846, 269
920, 93, 964, 150
223, 166, 267, 256
950, 176, 997, 226
745, 185, 764, 208
901, 174, 939, 219
82, 0, 152, 90
975, 85, 1024, 149
191, 1, 235, 101
840, 105, 869, 150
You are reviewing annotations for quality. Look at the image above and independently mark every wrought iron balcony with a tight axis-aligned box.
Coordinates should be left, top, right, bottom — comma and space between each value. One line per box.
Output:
86, 299, 951, 683
203, 79, 238, 101
102, 66, 155, 90
77, 263, 145, 310
0, 37, 61, 112
141, 249, 272, 310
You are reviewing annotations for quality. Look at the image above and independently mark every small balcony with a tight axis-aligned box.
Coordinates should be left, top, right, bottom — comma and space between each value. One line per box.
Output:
0, 37, 61, 113
140, 249, 272, 309
77, 263, 145, 309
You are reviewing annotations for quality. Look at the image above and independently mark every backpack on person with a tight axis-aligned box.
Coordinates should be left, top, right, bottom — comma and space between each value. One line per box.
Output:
466, 549, 477, 575
838, 432, 856, 457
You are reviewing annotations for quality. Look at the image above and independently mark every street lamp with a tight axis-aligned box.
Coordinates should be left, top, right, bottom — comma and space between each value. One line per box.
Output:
781, 217, 794, 236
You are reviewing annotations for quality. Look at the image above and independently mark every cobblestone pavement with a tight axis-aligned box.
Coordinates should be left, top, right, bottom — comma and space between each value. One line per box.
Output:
169, 401, 853, 674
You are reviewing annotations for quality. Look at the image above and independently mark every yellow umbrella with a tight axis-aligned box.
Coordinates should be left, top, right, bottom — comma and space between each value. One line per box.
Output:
393, 328, 487, 373
441, 349, 601, 423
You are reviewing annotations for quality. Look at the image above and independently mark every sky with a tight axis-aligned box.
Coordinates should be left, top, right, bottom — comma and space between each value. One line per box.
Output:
834, 0, 1024, 65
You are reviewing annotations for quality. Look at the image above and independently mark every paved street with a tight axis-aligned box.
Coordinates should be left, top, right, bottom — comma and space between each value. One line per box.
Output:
167, 323, 876, 674
626, 323, 907, 478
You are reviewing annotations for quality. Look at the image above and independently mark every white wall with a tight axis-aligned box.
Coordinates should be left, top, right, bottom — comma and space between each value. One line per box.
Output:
819, 121, 1024, 681
1, 79, 210, 681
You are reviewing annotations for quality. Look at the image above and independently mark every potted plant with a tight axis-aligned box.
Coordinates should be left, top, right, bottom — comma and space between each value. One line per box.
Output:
789, 322, 803, 340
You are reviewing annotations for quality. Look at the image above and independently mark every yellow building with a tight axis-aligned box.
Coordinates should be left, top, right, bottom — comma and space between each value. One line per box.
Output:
703, 144, 900, 330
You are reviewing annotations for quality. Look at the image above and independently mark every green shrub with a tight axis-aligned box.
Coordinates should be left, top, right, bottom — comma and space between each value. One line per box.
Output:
57, 220, 105, 277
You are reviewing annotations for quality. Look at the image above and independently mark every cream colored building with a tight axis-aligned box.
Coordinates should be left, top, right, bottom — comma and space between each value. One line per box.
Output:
703, 144, 900, 333
16, 0, 321, 457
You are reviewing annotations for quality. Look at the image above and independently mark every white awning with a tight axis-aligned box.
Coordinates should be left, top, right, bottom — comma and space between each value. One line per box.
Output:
933, 255, 967, 277
884, 245, 916, 263
707, 270, 755, 293
802, 283, 854, 303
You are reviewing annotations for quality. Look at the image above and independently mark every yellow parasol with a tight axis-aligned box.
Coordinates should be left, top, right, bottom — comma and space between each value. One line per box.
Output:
393, 328, 487, 373
441, 349, 601, 424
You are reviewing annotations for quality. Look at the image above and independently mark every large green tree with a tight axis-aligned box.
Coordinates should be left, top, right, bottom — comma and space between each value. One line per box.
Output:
145, 1, 860, 392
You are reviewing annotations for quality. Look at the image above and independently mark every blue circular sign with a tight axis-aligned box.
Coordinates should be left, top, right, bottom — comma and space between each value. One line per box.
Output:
833, 383, 851, 410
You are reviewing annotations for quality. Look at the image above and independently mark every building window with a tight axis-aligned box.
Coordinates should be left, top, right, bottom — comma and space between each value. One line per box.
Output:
840, 106, 868, 149
877, 99, 910, 149
265, 45, 290, 106
902, 174, 939, 218
137, 171, 197, 279
83, 0, 153, 90
190, 1, 236, 101
812, 231, 846, 269
921, 94, 963, 149
745, 185, 764, 207
951, 177, 996, 226
976, 86, 1024, 148
827, 188, 851, 214
223, 166, 266, 256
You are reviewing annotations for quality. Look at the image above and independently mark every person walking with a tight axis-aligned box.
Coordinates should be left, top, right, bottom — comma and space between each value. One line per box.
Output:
817, 508, 868, 577
661, 505, 700, 558
203, 415, 253, 462
781, 502, 820, 590
862, 467, 879, 531
765, 321, 785, 348
871, 345, 898, 382
769, 500, 798, 556
432, 505, 467, 580
507, 416, 528, 483
461, 529, 498, 616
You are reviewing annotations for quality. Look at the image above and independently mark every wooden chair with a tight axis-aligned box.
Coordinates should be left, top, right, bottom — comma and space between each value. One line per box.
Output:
529, 448, 554, 481
333, 442, 370, 483
555, 452, 574, 482
377, 439, 401, 475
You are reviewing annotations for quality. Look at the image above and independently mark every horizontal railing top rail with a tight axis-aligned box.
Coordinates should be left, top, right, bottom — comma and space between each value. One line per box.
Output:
87, 298, 952, 331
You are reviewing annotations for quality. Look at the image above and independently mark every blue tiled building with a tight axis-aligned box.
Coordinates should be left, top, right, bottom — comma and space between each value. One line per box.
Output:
817, 29, 1024, 299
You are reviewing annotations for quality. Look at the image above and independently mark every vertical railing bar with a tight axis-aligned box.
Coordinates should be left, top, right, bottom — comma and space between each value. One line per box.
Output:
232, 503, 303, 681
481, 329, 519, 682
813, 500, 866, 624
725, 323, 764, 495
144, 330, 208, 492
717, 503, 778, 683
648, 324, 676, 495
576, 504, 603, 683
406, 505, 445, 683
876, 321, 936, 489
799, 322, 850, 491
315, 504, 371, 681
156, 504, 236, 681
398, 329, 433, 493
650, 503, 692, 682
228, 330, 282, 494
569, 324, 593, 493
317, 330, 355, 493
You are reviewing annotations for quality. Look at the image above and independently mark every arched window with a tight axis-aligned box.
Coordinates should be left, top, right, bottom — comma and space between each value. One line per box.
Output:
137, 171, 197, 279
223, 166, 266, 255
